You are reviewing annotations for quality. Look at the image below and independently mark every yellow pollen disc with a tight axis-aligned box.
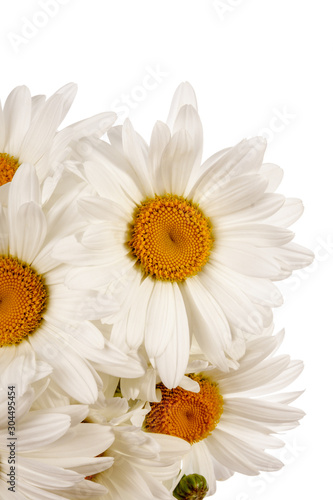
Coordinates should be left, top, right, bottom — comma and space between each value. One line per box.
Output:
0, 153, 20, 186
0, 257, 47, 347
128, 195, 214, 282
144, 374, 223, 444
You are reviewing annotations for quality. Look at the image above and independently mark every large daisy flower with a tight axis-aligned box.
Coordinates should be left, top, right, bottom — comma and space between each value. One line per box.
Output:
142, 332, 305, 496
0, 83, 115, 197
85, 391, 190, 500
0, 358, 115, 500
0, 163, 144, 404
54, 82, 313, 388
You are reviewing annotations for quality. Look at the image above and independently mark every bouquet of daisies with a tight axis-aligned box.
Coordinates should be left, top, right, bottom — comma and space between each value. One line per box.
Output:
0, 82, 313, 500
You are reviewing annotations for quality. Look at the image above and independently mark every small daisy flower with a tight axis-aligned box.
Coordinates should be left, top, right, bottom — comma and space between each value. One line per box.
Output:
0, 83, 115, 194
0, 163, 144, 404
54, 82, 313, 388
0, 360, 115, 500
142, 332, 305, 496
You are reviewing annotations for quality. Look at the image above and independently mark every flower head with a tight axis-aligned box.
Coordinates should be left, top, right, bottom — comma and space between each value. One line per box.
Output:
141, 332, 304, 495
54, 82, 313, 390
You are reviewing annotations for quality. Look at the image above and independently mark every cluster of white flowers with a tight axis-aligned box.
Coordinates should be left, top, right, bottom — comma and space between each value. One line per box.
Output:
0, 83, 312, 499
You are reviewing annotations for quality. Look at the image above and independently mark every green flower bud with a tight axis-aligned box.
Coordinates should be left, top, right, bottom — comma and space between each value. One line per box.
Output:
173, 474, 209, 499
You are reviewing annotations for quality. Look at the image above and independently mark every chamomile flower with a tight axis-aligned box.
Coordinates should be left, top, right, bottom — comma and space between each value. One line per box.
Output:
0, 163, 144, 404
54, 82, 313, 388
0, 83, 115, 195
142, 332, 305, 495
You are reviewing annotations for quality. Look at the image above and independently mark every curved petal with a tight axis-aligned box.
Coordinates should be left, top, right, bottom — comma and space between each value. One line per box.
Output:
122, 119, 154, 197
182, 277, 231, 371
148, 120, 171, 180
155, 283, 190, 389
188, 137, 267, 202
3, 85, 31, 156
28, 327, 100, 404
158, 129, 196, 196
166, 82, 198, 129
145, 281, 175, 358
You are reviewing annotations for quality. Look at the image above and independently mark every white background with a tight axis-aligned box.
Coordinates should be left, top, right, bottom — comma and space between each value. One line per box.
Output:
1, 1, 332, 498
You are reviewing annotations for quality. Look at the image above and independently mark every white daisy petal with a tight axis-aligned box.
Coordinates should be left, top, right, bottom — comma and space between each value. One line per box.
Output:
122, 119, 154, 197
78, 196, 129, 224
219, 193, 285, 225
28, 328, 100, 404
20, 94, 66, 166
23, 426, 113, 463
218, 416, 284, 449
220, 355, 291, 395
8, 162, 41, 208
224, 397, 305, 424
0, 203, 8, 255
31, 94, 46, 118
148, 120, 171, 179
46, 456, 114, 476
188, 137, 267, 202
173, 104, 203, 178
214, 243, 282, 278
261, 163, 284, 191
265, 197, 304, 227
0, 100, 5, 150
145, 281, 176, 358
159, 129, 196, 195
166, 81, 198, 129
199, 174, 268, 215
14, 413, 71, 452
53, 234, 115, 267
182, 277, 232, 371
83, 152, 141, 208
13, 202, 47, 263
52, 82, 78, 122
3, 86, 31, 155
125, 277, 155, 349
207, 429, 283, 475
155, 283, 190, 389
70, 112, 117, 140
33, 405, 89, 427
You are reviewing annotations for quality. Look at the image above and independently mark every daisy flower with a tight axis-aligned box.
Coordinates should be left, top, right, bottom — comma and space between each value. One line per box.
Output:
0, 358, 115, 500
0, 83, 115, 197
142, 332, 305, 496
0, 163, 144, 404
54, 82, 313, 388
85, 391, 190, 500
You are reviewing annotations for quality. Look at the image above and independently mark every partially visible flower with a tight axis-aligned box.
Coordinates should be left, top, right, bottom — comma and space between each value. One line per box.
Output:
0, 163, 144, 404
85, 394, 190, 500
142, 332, 304, 496
0, 83, 115, 198
54, 82, 313, 390
0, 357, 114, 499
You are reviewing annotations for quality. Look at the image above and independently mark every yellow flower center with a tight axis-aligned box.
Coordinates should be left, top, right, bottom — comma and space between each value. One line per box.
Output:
144, 374, 223, 444
0, 153, 20, 186
128, 195, 213, 282
0, 257, 47, 347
